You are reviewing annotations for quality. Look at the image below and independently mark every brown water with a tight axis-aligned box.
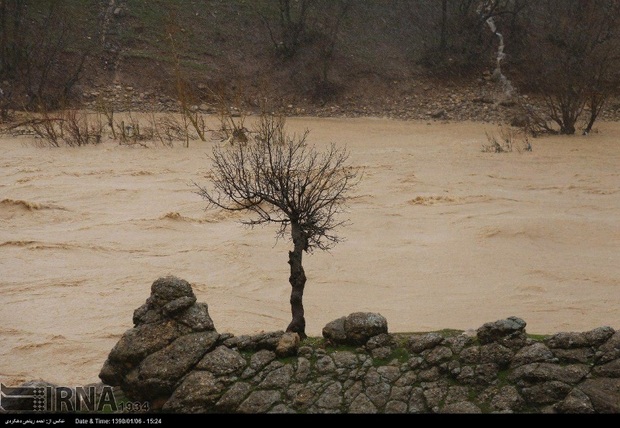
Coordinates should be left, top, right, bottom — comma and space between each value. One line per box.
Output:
1, 115, 619, 386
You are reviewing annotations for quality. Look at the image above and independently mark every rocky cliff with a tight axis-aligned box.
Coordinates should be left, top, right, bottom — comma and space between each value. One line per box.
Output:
99, 276, 620, 414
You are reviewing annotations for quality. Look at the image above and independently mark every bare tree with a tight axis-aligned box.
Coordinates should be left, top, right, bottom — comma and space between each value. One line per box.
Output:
12, 1, 95, 110
311, 0, 352, 103
0, 0, 24, 80
518, 0, 620, 135
0, 0, 23, 117
417, 0, 529, 74
260, 0, 315, 59
166, 12, 208, 145
195, 114, 361, 338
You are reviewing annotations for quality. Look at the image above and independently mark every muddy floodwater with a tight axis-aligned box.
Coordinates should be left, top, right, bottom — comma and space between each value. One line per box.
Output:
1, 116, 619, 386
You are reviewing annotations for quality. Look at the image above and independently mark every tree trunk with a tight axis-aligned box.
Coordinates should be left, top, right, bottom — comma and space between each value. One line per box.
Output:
440, 0, 448, 53
584, 93, 605, 135
0, 0, 6, 76
560, 123, 576, 135
286, 221, 307, 339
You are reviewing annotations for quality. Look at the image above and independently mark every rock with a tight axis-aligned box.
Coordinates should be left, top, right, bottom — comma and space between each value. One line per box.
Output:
555, 388, 595, 414
196, 345, 247, 375
366, 333, 394, 350
545, 331, 591, 349
578, 378, 620, 413
424, 346, 453, 365
521, 381, 572, 405
163, 371, 224, 412
322, 312, 388, 346
344, 312, 388, 345
592, 359, 620, 378
275, 332, 300, 358
133, 276, 204, 325
430, 109, 446, 119
175, 303, 215, 331
106, 321, 181, 364
552, 348, 595, 364
238, 390, 282, 414
137, 331, 219, 382
490, 385, 525, 412
95, 277, 620, 414
476, 316, 527, 348
322, 316, 347, 343
511, 343, 556, 367
98, 276, 218, 403
584, 326, 616, 346
509, 363, 590, 384
150, 276, 195, 306
440, 401, 482, 413
224, 331, 287, 352
473, 96, 495, 104
479, 343, 513, 367
162, 295, 196, 316
408, 332, 444, 353
510, 114, 529, 128
595, 332, 620, 363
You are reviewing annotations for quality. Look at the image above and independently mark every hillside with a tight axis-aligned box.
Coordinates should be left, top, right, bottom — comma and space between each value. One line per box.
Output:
72, 0, 524, 123
3, 0, 620, 126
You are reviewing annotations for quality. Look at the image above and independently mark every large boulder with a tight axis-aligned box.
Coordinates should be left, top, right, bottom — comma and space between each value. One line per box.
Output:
476, 316, 528, 348
99, 276, 218, 405
323, 312, 388, 346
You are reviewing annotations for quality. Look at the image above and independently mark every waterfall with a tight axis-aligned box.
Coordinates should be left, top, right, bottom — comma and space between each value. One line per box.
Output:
479, 2, 514, 98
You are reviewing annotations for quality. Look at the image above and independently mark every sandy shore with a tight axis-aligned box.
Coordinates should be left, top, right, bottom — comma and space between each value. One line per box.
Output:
1, 115, 619, 386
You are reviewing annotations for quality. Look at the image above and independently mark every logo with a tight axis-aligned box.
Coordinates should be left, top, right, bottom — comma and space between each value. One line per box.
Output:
1, 383, 121, 413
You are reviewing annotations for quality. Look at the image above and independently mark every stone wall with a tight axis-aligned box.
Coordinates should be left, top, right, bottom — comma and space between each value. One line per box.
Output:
99, 276, 620, 413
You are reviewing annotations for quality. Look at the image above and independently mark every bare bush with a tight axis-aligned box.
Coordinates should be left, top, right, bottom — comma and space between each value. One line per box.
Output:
95, 96, 117, 140
21, 106, 212, 149
25, 109, 103, 147
115, 112, 152, 147
214, 108, 249, 144
482, 125, 532, 153
165, 21, 208, 146
61, 110, 103, 146
27, 113, 63, 147
150, 114, 180, 148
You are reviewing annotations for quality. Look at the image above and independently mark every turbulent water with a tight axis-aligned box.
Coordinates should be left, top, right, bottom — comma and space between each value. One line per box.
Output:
1, 115, 619, 386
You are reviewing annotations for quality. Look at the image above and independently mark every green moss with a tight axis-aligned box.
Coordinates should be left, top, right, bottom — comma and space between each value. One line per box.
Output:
496, 369, 512, 386
526, 334, 549, 342
239, 350, 254, 360
477, 400, 493, 414
301, 337, 326, 348
432, 329, 465, 338
390, 334, 412, 348
278, 356, 298, 365
325, 344, 359, 354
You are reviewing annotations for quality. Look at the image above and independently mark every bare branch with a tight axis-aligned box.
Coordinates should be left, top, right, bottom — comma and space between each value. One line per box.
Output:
195, 113, 361, 251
